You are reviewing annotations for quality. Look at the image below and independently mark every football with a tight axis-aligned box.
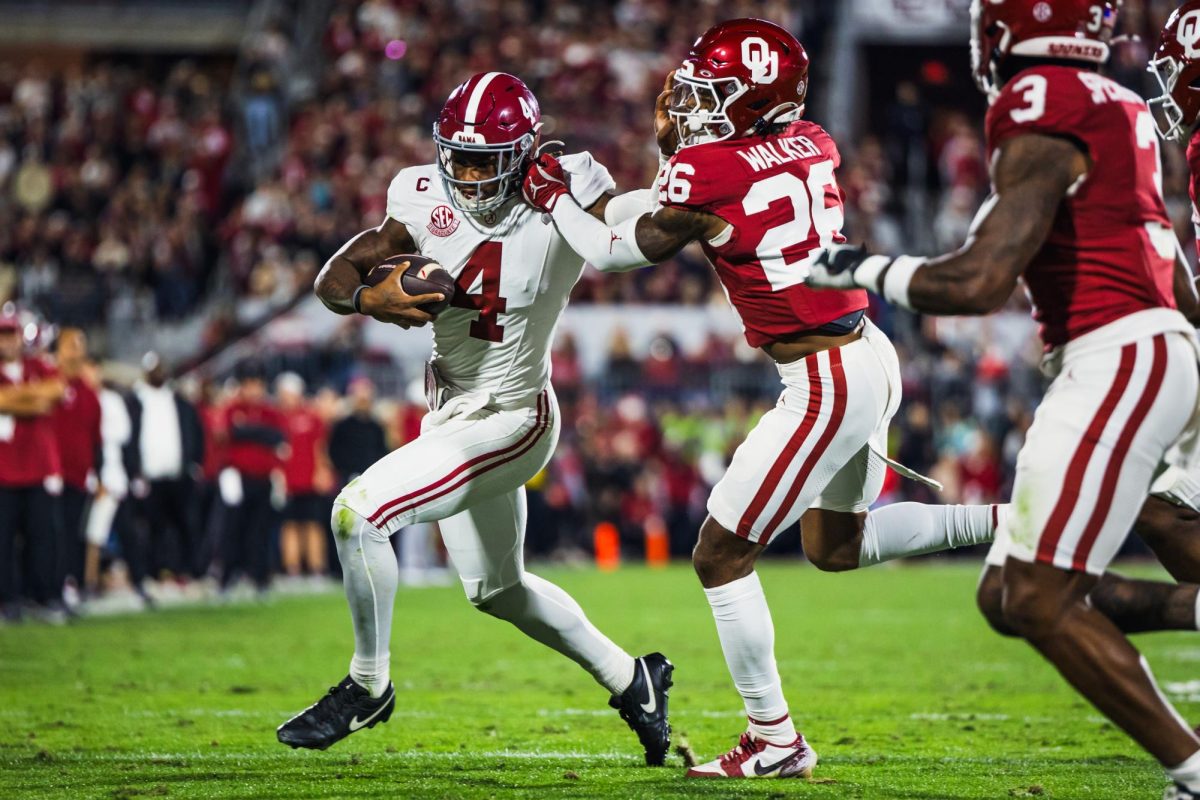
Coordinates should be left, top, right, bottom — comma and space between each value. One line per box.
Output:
364, 254, 456, 315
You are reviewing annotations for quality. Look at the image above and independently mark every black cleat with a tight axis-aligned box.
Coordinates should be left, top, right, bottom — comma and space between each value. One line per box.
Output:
609, 652, 673, 766
277, 675, 395, 750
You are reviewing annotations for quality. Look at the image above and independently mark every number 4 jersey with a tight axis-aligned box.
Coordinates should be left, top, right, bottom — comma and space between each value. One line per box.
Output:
656, 119, 867, 347
986, 65, 1177, 349
386, 153, 614, 407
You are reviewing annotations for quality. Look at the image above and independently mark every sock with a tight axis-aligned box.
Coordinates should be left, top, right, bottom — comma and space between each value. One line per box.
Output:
1169, 749, 1200, 791
859, 503, 998, 567
1194, 588, 1200, 632
703, 572, 797, 745
481, 572, 636, 695
333, 506, 397, 699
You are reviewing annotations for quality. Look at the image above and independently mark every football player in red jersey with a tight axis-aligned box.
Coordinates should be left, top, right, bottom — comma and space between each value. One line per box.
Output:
524, 19, 1010, 778
807, 2, 1200, 795
1151, 2, 1200, 261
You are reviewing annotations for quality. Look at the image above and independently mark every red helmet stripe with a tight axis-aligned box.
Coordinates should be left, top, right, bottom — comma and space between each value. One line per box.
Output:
462, 71, 502, 136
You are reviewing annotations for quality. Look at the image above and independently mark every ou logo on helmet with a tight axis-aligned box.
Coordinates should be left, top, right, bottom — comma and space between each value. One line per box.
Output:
742, 36, 779, 84
1180, 9, 1200, 59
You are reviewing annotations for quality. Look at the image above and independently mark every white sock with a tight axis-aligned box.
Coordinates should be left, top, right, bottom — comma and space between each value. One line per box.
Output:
703, 572, 797, 745
1193, 587, 1200, 632
333, 506, 397, 699
859, 503, 998, 567
480, 572, 636, 695
1169, 749, 1200, 791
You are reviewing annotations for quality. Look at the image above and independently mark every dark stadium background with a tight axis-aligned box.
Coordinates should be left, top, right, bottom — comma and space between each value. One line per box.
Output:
0, 0, 1190, 614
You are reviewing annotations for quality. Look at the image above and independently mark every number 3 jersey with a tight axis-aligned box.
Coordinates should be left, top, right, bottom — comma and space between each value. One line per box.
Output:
386, 153, 614, 407
656, 119, 867, 348
985, 65, 1177, 349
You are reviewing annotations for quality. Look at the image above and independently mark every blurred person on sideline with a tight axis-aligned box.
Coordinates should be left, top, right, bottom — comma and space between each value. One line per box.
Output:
327, 377, 388, 484
49, 328, 101, 604
83, 369, 139, 604
276, 372, 334, 583
0, 306, 65, 622
128, 352, 206, 586
219, 362, 286, 594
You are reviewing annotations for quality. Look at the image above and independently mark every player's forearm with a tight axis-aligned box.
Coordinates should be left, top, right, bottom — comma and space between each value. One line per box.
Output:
314, 255, 364, 315
550, 198, 653, 272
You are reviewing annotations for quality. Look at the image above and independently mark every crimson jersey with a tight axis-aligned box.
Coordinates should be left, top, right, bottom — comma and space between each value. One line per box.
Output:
986, 65, 1176, 348
656, 119, 866, 347
1187, 128, 1200, 259
0, 356, 62, 487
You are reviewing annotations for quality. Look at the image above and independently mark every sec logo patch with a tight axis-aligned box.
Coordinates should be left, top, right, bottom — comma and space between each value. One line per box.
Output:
427, 204, 460, 237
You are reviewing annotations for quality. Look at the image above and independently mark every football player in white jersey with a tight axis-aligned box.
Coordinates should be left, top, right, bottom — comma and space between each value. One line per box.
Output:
276, 72, 673, 765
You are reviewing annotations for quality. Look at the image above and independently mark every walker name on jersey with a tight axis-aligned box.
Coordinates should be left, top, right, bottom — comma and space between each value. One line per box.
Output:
736, 136, 822, 173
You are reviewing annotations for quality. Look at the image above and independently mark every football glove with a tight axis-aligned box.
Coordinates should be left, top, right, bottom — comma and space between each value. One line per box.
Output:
522, 153, 570, 213
806, 243, 892, 292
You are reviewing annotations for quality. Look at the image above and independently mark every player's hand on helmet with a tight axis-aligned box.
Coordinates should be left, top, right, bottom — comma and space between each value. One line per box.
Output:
806, 243, 891, 292
654, 72, 679, 160
360, 261, 443, 329
521, 153, 570, 213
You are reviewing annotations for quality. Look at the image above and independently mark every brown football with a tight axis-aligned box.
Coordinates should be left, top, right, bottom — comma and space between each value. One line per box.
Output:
364, 254, 456, 315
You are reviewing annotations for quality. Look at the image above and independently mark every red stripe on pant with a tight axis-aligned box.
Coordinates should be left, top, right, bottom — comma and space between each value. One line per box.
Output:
759, 348, 848, 543
368, 391, 548, 527
373, 397, 552, 530
1035, 343, 1138, 566
735, 356, 824, 541
1071, 335, 1168, 571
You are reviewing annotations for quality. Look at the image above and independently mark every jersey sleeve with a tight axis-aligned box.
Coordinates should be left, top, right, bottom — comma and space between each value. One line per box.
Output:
385, 166, 432, 237
985, 68, 1088, 154
559, 151, 616, 209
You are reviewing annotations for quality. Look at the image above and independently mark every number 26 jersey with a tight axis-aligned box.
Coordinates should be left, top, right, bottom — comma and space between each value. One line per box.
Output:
385, 153, 614, 408
656, 119, 867, 348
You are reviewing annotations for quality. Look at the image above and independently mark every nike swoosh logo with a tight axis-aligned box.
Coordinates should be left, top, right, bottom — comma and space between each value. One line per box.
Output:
348, 690, 392, 732
753, 752, 799, 776
638, 660, 656, 714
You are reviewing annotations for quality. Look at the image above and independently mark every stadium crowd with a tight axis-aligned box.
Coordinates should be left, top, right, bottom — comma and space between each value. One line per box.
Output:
0, 0, 1188, 619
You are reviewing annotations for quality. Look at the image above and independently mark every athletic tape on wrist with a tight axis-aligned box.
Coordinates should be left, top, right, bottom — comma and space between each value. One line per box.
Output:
881, 255, 927, 311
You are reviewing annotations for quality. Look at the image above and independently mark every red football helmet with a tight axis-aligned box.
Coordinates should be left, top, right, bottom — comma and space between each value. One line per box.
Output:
1148, 1, 1200, 142
433, 72, 542, 214
669, 18, 809, 149
971, 0, 1118, 99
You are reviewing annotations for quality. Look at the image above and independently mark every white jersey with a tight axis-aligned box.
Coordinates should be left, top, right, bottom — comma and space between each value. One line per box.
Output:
386, 153, 613, 408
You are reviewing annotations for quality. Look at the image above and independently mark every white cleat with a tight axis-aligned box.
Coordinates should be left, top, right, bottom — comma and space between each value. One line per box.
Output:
686, 731, 817, 779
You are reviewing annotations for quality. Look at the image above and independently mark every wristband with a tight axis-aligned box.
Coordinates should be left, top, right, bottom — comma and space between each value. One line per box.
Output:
352, 285, 368, 315
850, 255, 891, 294
880, 255, 927, 311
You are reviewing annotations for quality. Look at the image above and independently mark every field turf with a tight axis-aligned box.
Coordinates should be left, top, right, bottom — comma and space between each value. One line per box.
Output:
1, 561, 1196, 799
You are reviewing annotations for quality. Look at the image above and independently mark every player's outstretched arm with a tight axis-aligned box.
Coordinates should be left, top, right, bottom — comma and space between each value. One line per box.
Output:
314, 217, 441, 328
808, 133, 1087, 315
523, 154, 722, 270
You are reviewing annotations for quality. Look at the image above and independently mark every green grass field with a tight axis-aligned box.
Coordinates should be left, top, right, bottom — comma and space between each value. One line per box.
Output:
1, 562, 1195, 799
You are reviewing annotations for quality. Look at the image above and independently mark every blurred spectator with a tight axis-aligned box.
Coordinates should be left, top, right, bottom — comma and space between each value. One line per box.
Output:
50, 328, 102, 598
328, 377, 388, 483
276, 373, 333, 579
128, 352, 206, 581
0, 308, 65, 621
219, 363, 285, 593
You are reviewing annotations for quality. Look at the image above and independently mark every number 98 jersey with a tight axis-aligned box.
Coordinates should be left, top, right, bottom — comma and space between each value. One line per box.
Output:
986, 65, 1177, 349
656, 119, 867, 348
386, 153, 614, 408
